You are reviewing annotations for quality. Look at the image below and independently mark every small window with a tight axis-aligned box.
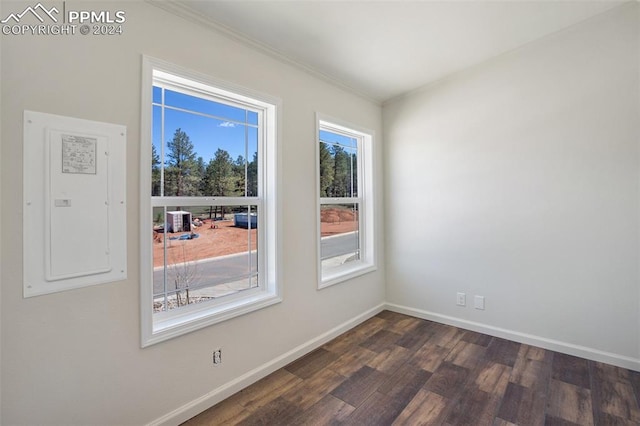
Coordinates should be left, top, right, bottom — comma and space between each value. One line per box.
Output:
141, 57, 281, 346
317, 116, 375, 288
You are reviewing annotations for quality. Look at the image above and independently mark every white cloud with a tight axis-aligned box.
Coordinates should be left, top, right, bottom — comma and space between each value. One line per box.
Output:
219, 121, 236, 128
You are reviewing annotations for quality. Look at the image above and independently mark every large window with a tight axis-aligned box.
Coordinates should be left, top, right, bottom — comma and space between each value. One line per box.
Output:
317, 116, 375, 288
141, 57, 281, 346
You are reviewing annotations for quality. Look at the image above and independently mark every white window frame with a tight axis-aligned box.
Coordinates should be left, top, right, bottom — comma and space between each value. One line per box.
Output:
316, 114, 376, 289
140, 56, 282, 347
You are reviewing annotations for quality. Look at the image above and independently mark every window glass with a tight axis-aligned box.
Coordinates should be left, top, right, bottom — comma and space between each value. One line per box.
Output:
320, 203, 360, 269
163, 88, 248, 123
152, 205, 258, 313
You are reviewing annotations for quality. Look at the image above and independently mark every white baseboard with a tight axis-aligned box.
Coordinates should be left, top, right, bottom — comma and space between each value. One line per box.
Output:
148, 303, 386, 426
385, 302, 640, 372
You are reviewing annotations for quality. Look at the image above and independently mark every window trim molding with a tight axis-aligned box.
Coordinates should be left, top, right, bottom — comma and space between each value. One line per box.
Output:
316, 113, 376, 289
140, 56, 282, 347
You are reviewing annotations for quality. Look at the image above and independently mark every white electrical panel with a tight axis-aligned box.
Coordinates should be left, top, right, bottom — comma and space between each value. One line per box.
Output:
23, 111, 127, 297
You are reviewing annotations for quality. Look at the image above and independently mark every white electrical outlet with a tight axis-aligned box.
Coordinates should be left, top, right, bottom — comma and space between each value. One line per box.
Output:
456, 292, 466, 306
474, 295, 485, 310
213, 349, 222, 365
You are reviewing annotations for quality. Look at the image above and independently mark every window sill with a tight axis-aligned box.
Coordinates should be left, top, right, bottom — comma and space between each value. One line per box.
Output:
142, 290, 282, 347
319, 262, 377, 290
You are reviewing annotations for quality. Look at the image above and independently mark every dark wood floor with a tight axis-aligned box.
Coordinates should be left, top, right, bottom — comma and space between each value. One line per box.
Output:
182, 311, 640, 425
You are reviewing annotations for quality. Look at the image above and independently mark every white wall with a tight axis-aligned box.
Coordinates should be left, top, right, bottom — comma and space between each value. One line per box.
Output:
0, 2, 385, 424
384, 3, 640, 368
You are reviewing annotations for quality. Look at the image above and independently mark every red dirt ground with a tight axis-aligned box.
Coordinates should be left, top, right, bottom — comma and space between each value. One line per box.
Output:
153, 208, 357, 267
319, 208, 358, 236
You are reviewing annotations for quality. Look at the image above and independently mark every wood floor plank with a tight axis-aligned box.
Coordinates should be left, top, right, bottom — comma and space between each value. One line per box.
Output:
392, 389, 448, 425
323, 328, 368, 354
181, 397, 251, 426
546, 379, 594, 425
495, 381, 525, 424
237, 396, 302, 426
423, 361, 470, 399
544, 414, 582, 426
629, 369, 640, 409
376, 310, 410, 323
385, 316, 423, 336
360, 329, 403, 353
461, 330, 494, 347
331, 365, 388, 407
366, 344, 412, 374
484, 337, 520, 367
281, 368, 346, 410
510, 344, 553, 391
429, 324, 465, 349
496, 382, 546, 426
444, 340, 486, 370
377, 363, 432, 404
596, 412, 640, 426
410, 342, 450, 373
590, 361, 640, 424
552, 352, 591, 389
444, 357, 511, 425
327, 345, 377, 378
493, 419, 518, 426
290, 394, 354, 426
445, 387, 496, 425
592, 360, 631, 382
227, 368, 302, 411
343, 391, 406, 425
352, 316, 387, 338
518, 344, 548, 362
285, 347, 339, 380
395, 321, 434, 351
475, 362, 511, 396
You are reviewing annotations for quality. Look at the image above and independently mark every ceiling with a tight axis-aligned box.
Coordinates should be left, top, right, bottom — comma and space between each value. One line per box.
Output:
155, 1, 626, 103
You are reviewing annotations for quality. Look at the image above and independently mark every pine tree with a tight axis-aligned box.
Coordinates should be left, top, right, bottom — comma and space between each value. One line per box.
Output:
332, 145, 350, 197
165, 128, 198, 196
233, 155, 247, 195
151, 144, 161, 196
203, 149, 237, 219
247, 151, 258, 197
195, 156, 206, 196
319, 142, 335, 197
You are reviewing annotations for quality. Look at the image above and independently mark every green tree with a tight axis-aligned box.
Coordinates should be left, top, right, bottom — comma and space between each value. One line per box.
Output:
350, 151, 358, 197
165, 128, 198, 196
195, 156, 206, 196
233, 155, 246, 195
211, 148, 236, 196
151, 144, 161, 196
203, 148, 237, 219
247, 151, 258, 196
318, 142, 335, 197
331, 145, 350, 197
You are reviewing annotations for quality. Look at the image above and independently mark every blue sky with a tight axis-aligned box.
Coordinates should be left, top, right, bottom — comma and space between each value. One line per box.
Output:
153, 86, 258, 163
319, 129, 357, 151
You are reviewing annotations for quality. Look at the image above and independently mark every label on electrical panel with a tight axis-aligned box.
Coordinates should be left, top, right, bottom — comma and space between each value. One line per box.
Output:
62, 134, 97, 174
